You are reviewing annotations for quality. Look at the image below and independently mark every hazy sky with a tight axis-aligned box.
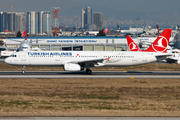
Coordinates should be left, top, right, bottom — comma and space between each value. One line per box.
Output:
1, 0, 180, 14
1, 0, 180, 27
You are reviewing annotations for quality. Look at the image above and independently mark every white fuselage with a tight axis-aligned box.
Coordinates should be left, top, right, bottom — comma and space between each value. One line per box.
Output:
5, 51, 169, 68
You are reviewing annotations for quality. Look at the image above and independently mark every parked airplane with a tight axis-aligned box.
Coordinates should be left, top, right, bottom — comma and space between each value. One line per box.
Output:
84, 27, 108, 36
5, 30, 172, 74
103, 27, 108, 34
126, 29, 180, 64
0, 30, 36, 51
127, 29, 171, 52
155, 25, 179, 37
0, 31, 67, 52
120, 25, 147, 36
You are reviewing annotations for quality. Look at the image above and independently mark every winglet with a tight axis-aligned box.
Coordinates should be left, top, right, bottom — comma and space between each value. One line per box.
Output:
144, 29, 172, 53
126, 36, 142, 51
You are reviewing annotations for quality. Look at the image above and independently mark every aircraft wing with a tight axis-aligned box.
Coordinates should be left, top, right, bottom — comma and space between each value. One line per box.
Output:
67, 58, 106, 67
40, 45, 83, 50
39, 46, 70, 50
9, 39, 43, 43
8, 39, 23, 42
0, 46, 17, 50
155, 53, 173, 57
155, 53, 173, 61
69, 58, 104, 64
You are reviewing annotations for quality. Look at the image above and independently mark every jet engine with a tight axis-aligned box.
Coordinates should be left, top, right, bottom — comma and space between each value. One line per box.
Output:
63, 63, 83, 71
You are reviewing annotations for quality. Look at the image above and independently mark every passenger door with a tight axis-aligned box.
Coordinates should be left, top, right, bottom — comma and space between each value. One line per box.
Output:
21, 52, 26, 61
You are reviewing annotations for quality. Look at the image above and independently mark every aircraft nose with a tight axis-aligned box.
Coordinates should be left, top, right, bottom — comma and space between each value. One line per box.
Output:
5, 58, 11, 64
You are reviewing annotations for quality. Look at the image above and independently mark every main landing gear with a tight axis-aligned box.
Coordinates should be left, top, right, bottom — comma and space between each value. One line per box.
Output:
86, 68, 92, 74
22, 66, 26, 74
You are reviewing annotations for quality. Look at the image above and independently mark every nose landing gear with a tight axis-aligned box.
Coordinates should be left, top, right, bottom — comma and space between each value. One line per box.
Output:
22, 66, 26, 74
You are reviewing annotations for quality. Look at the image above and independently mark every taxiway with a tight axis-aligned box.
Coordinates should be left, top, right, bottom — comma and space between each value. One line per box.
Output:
0, 71, 180, 78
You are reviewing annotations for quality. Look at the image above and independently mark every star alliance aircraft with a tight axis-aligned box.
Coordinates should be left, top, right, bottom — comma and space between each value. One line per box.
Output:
5, 29, 173, 74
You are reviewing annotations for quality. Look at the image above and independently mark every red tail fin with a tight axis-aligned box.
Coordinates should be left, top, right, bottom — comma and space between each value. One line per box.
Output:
144, 29, 172, 53
22, 30, 27, 40
22, 31, 26, 37
103, 27, 108, 33
126, 36, 142, 51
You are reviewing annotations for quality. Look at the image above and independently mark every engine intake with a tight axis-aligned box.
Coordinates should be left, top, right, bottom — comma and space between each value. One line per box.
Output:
63, 63, 82, 71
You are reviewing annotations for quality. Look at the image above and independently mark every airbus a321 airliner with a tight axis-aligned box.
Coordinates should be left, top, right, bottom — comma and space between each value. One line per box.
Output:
5, 29, 172, 74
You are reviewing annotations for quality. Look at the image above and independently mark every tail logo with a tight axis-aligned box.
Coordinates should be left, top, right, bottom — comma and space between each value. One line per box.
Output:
129, 42, 138, 51
152, 36, 168, 52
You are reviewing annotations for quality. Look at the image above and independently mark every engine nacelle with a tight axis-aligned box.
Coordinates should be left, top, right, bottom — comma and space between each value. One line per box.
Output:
63, 63, 82, 71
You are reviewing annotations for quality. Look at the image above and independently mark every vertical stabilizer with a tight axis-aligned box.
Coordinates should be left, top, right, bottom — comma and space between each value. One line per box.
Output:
126, 36, 142, 51
144, 29, 172, 53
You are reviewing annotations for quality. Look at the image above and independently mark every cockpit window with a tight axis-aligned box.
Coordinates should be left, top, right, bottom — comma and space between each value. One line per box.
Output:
22, 47, 28, 49
10, 54, 17, 57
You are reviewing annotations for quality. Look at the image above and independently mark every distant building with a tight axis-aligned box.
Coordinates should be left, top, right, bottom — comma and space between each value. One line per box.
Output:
0, 12, 8, 32
27, 11, 37, 34
27, 11, 51, 34
42, 11, 51, 35
0, 12, 26, 32
15, 12, 26, 32
38, 11, 44, 34
81, 9, 85, 28
93, 12, 103, 30
7, 13, 15, 31
81, 6, 92, 30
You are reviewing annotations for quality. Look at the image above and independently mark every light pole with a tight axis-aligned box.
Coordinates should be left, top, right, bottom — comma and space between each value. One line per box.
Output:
136, 17, 140, 38
105, 17, 108, 29
75, 17, 79, 33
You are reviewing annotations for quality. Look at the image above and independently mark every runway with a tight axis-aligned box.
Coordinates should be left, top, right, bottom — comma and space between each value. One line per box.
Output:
0, 71, 180, 78
0, 117, 179, 120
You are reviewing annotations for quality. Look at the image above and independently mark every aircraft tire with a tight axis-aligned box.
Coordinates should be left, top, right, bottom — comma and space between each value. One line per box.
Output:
86, 69, 92, 74
22, 70, 26, 74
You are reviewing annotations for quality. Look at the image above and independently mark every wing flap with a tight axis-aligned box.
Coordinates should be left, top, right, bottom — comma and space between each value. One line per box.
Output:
69, 58, 104, 64
0, 46, 17, 50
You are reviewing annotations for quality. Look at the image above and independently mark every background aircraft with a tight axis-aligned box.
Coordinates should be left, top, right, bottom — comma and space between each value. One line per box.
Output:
120, 25, 147, 36
126, 29, 180, 64
0, 31, 72, 52
0, 30, 37, 51
84, 27, 108, 36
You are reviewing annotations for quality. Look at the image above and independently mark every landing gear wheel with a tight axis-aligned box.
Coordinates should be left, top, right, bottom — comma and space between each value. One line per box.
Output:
22, 66, 26, 74
86, 69, 92, 74
22, 70, 26, 74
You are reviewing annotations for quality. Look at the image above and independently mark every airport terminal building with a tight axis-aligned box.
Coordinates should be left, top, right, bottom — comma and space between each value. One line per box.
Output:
2, 36, 178, 57
3, 36, 143, 51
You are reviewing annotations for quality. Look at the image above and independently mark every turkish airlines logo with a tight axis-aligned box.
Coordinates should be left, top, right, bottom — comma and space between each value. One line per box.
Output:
106, 57, 110, 61
129, 42, 138, 51
152, 36, 168, 52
